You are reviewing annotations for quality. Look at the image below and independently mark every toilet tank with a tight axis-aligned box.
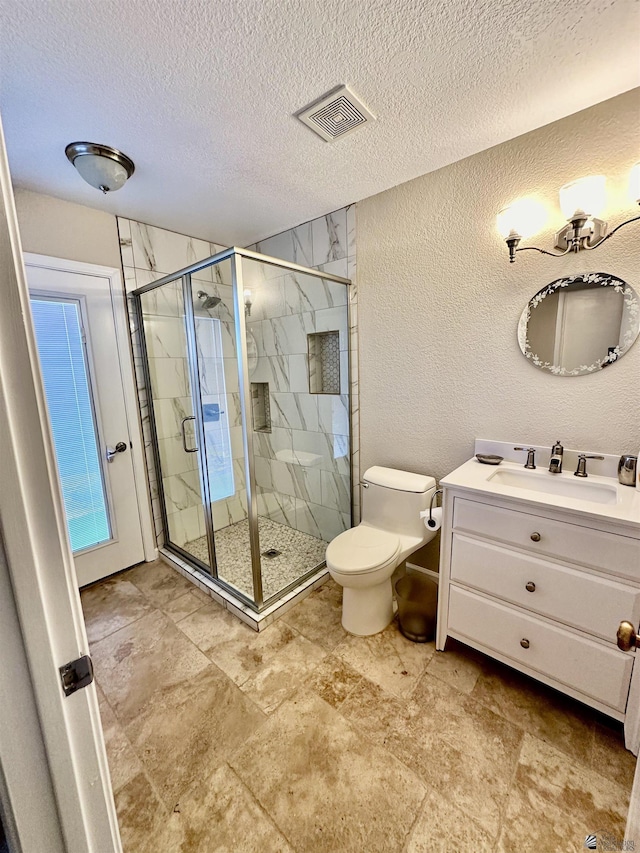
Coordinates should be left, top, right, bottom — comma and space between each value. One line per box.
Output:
361, 466, 437, 539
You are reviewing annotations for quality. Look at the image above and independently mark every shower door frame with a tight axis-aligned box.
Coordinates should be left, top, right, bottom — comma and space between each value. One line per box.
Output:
133, 246, 352, 612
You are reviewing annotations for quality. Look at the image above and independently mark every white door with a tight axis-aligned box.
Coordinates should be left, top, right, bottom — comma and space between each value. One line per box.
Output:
25, 257, 148, 586
0, 113, 120, 852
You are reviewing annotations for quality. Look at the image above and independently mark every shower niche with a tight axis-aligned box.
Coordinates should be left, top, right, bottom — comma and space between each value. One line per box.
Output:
134, 248, 352, 615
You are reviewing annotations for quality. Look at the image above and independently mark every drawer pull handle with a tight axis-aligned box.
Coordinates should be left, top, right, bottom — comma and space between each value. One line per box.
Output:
530, 532, 541, 542
525, 581, 536, 593
617, 621, 640, 652
520, 638, 530, 649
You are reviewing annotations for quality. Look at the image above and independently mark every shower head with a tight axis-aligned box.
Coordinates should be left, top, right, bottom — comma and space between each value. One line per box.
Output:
197, 290, 221, 310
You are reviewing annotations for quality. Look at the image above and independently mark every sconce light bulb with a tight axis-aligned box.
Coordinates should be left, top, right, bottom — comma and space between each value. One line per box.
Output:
244, 289, 252, 299
559, 175, 606, 220
497, 198, 547, 242
629, 163, 640, 206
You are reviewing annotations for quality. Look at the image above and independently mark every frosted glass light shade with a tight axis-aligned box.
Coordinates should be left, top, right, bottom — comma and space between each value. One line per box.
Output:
65, 142, 135, 193
496, 198, 546, 239
559, 175, 606, 219
629, 163, 640, 205
73, 154, 128, 192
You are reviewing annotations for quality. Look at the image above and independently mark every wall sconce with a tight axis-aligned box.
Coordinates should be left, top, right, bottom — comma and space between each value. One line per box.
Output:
244, 289, 252, 317
65, 142, 135, 194
498, 165, 640, 263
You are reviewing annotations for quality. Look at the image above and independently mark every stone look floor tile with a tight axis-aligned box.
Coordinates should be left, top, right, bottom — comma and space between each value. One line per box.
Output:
282, 579, 347, 650
81, 576, 154, 645
305, 654, 363, 708
178, 603, 300, 685
82, 562, 636, 851
334, 619, 435, 698
162, 589, 210, 622
114, 771, 168, 853
156, 763, 295, 852
124, 662, 267, 806
240, 634, 328, 713
92, 610, 211, 725
497, 734, 630, 853
126, 559, 196, 607
405, 785, 497, 853
425, 638, 486, 694
95, 683, 144, 794
472, 658, 596, 765
591, 719, 637, 790
230, 690, 427, 853
341, 674, 523, 837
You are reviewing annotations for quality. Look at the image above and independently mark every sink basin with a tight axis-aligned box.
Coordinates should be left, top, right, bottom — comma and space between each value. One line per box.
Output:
488, 468, 618, 505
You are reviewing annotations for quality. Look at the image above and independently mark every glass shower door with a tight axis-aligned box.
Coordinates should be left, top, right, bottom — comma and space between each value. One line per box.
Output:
139, 277, 213, 570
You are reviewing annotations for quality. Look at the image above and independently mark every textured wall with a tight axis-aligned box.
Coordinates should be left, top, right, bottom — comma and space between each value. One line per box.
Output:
357, 89, 640, 488
14, 188, 121, 268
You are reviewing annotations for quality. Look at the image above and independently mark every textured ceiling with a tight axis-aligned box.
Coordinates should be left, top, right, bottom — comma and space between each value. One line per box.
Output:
0, 0, 638, 245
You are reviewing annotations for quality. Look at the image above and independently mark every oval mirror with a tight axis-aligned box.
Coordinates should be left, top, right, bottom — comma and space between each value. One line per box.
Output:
517, 272, 640, 376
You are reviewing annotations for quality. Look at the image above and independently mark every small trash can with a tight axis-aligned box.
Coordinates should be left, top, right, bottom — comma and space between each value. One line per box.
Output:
395, 573, 438, 642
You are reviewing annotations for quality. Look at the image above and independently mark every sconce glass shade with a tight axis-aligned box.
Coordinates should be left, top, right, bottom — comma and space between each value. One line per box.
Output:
243, 289, 252, 300
65, 142, 135, 193
629, 163, 640, 205
559, 175, 606, 220
496, 198, 546, 239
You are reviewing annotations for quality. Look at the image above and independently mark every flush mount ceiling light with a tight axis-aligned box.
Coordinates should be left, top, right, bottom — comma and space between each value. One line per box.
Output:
65, 142, 135, 194
497, 165, 640, 263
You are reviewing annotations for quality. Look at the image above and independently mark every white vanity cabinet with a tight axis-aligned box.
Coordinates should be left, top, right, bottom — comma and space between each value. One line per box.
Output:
437, 471, 640, 749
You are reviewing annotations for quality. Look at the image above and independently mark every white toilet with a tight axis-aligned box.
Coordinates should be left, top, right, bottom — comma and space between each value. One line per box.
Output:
326, 466, 438, 636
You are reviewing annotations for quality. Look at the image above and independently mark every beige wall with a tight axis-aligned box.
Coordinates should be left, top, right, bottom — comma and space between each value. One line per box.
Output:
13, 188, 121, 268
357, 89, 640, 494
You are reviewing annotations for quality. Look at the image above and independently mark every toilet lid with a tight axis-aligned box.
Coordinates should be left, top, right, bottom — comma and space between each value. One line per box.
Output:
326, 526, 400, 574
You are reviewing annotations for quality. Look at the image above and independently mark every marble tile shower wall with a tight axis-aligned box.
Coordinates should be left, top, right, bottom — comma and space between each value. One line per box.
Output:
246, 204, 360, 531
117, 218, 239, 547
117, 204, 359, 553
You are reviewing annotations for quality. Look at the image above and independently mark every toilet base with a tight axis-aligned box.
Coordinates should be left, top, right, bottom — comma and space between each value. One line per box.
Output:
342, 579, 394, 636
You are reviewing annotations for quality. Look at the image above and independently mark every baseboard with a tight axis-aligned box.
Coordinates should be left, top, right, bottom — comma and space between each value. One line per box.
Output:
405, 562, 439, 584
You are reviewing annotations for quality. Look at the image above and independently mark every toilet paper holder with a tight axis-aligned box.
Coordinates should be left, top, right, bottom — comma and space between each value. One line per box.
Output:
426, 489, 443, 527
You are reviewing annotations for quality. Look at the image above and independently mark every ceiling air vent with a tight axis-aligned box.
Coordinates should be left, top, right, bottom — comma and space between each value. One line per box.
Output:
296, 85, 375, 142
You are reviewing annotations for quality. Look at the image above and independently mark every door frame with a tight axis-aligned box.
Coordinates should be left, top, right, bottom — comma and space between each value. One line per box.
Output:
0, 116, 121, 851
24, 251, 156, 567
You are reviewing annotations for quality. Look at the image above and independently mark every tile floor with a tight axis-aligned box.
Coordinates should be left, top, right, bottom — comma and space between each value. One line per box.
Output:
82, 560, 636, 853
184, 517, 327, 599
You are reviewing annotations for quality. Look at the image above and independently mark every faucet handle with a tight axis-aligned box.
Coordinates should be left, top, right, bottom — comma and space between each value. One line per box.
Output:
514, 447, 536, 470
574, 454, 605, 478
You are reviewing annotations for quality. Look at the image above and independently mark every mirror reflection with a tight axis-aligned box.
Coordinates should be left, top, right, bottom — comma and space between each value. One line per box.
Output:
517, 272, 640, 376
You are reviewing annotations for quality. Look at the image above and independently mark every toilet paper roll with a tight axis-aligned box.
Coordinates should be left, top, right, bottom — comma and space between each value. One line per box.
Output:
419, 507, 443, 532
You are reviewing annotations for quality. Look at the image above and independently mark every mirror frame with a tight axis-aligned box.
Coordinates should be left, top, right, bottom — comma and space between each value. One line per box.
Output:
517, 271, 640, 377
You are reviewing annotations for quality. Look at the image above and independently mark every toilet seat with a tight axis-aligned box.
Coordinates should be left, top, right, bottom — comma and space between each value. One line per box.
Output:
326, 525, 400, 574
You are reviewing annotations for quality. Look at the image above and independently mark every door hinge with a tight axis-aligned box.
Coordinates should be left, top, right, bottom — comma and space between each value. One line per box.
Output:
59, 654, 94, 697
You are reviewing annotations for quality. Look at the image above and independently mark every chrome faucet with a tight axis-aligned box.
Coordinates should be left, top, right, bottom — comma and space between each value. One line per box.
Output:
549, 440, 564, 474
514, 447, 536, 469
574, 454, 605, 478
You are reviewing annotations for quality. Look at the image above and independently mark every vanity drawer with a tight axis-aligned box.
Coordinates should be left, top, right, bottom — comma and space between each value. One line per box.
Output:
451, 534, 640, 643
453, 498, 640, 581
448, 586, 633, 713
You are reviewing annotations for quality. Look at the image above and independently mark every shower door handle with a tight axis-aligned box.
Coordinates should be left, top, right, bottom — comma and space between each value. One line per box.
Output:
180, 416, 198, 453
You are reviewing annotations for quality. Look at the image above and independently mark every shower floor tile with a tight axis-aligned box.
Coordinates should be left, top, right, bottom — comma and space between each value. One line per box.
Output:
184, 517, 327, 600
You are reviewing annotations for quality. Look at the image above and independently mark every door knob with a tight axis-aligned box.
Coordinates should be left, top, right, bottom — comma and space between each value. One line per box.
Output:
106, 441, 128, 463
617, 620, 640, 652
